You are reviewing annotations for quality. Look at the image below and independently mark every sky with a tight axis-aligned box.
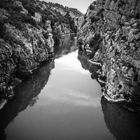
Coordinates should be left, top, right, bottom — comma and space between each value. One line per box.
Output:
40, 0, 93, 13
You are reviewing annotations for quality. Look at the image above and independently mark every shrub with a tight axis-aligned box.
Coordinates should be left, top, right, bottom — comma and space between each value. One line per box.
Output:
89, 4, 95, 10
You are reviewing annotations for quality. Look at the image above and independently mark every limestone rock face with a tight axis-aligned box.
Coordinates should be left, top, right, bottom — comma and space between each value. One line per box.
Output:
0, 39, 16, 93
0, 0, 82, 99
0, 0, 53, 97
101, 97, 140, 139
78, 0, 140, 106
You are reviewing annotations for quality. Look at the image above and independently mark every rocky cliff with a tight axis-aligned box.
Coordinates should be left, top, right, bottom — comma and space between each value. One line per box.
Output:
0, 60, 54, 139
0, 0, 82, 99
78, 0, 140, 110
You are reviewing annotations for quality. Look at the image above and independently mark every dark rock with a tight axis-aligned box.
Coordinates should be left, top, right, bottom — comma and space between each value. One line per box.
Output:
0, 60, 54, 138
101, 97, 140, 140
78, 0, 140, 111
0, 0, 82, 99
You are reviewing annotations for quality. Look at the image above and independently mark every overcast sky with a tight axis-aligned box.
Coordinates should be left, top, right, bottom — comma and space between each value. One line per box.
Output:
40, 0, 93, 13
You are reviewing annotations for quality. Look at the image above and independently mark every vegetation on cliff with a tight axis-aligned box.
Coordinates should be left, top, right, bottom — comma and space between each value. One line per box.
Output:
0, 0, 82, 99
78, 0, 140, 110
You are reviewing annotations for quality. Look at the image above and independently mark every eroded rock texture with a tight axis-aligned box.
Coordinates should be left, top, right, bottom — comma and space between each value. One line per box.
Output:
0, 60, 54, 139
101, 97, 140, 139
0, 1, 54, 98
78, 0, 140, 106
0, 0, 82, 98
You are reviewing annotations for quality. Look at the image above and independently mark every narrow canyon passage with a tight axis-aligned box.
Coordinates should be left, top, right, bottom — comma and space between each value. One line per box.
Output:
0, 0, 140, 139
0, 35, 140, 140
4, 50, 116, 140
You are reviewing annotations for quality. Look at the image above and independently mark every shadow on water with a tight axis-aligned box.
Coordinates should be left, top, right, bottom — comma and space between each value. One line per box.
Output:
1, 34, 140, 140
0, 61, 54, 140
78, 51, 101, 81
54, 34, 77, 58
0, 34, 78, 140
101, 94, 140, 140
78, 51, 140, 140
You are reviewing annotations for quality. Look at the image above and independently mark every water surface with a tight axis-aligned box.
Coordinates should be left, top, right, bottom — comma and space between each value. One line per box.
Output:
0, 35, 140, 140
6, 51, 112, 140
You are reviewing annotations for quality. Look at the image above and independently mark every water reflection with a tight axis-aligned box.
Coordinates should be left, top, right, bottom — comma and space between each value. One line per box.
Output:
0, 61, 54, 140
78, 51, 101, 81
1, 34, 140, 140
78, 51, 140, 140
101, 97, 140, 140
0, 34, 78, 140
54, 34, 77, 58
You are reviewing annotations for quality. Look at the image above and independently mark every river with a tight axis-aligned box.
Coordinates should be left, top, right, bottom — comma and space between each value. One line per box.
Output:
0, 35, 140, 140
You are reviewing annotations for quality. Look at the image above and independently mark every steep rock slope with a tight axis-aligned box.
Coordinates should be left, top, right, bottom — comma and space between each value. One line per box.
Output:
0, 0, 82, 98
78, 0, 140, 108
40, 1, 83, 33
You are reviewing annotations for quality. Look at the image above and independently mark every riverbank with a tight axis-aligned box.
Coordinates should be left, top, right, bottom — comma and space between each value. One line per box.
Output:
0, 33, 77, 109
0, 0, 82, 100
78, 0, 140, 111
1, 49, 140, 140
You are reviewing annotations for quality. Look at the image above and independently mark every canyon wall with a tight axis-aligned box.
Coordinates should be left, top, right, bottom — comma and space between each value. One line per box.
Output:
78, 0, 140, 109
0, 0, 82, 98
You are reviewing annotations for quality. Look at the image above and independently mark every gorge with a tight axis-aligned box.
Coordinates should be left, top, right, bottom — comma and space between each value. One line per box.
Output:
0, 0, 140, 140
1, 34, 140, 140
0, 0, 83, 98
